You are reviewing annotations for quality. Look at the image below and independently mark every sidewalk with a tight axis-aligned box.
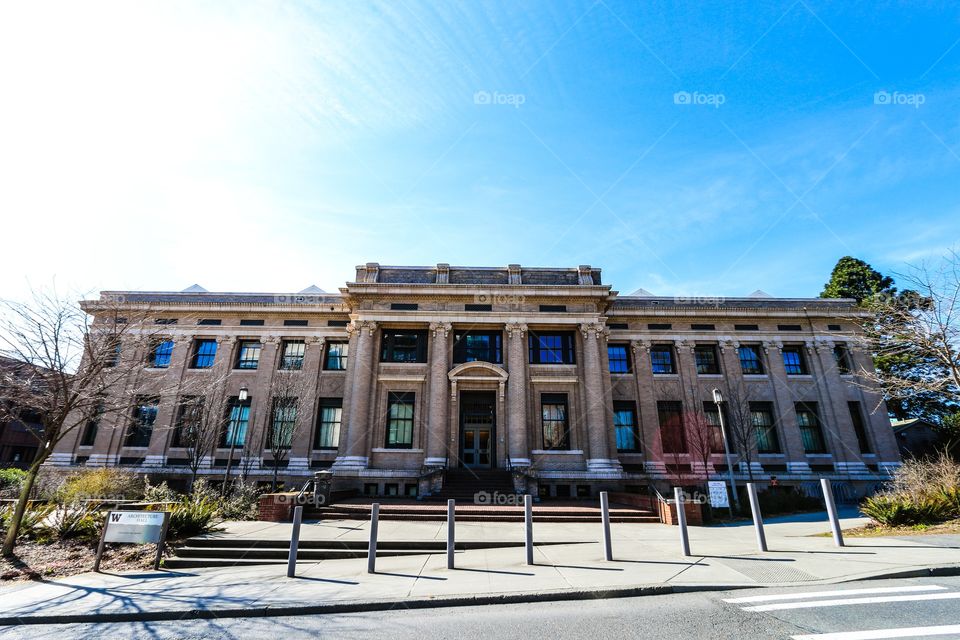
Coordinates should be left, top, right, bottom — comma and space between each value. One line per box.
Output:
3, 509, 960, 625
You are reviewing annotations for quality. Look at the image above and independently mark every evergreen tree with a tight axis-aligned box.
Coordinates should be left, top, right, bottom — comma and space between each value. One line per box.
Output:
820, 256, 896, 304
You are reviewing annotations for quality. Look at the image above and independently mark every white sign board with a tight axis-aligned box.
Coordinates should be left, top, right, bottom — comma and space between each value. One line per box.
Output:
103, 510, 166, 544
708, 480, 730, 508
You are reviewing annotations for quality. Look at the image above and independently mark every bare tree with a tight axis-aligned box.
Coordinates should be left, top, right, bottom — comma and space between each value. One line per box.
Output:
722, 381, 758, 482
857, 250, 960, 414
0, 288, 164, 556
170, 372, 233, 492
685, 406, 718, 484
262, 369, 311, 491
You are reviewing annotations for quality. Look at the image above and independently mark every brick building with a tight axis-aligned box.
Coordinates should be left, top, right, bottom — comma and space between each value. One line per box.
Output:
49, 263, 900, 497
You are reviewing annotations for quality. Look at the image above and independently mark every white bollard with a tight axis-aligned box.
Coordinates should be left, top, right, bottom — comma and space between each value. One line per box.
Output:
600, 491, 613, 561
674, 487, 691, 557
524, 494, 534, 565
746, 483, 768, 552
367, 503, 379, 574
287, 506, 303, 578
447, 498, 456, 569
821, 478, 845, 547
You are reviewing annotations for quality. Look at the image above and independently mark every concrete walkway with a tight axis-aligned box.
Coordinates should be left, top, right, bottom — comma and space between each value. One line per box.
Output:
3, 509, 960, 625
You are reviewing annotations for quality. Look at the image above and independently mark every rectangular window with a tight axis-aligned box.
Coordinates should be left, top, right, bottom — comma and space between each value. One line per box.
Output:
613, 401, 640, 452
380, 330, 427, 363
691, 323, 715, 331
284, 319, 308, 327
750, 402, 780, 453
80, 405, 103, 447
777, 324, 802, 331
172, 396, 204, 448
465, 303, 492, 312
650, 344, 675, 374
269, 398, 298, 450
833, 344, 852, 374
539, 304, 567, 313
190, 339, 217, 369
235, 340, 262, 369
796, 402, 826, 454
701, 402, 727, 453
328, 320, 349, 327
314, 399, 343, 449
125, 397, 159, 447
528, 331, 576, 364
385, 392, 415, 448
104, 337, 121, 368
735, 324, 759, 331
694, 345, 720, 374
648, 323, 672, 330
782, 346, 808, 375
607, 343, 631, 373
390, 303, 418, 310
324, 341, 349, 370
738, 345, 764, 374
240, 319, 264, 326
848, 401, 872, 453
150, 340, 174, 368
197, 318, 221, 326
453, 330, 503, 364
222, 399, 251, 447
657, 401, 685, 454
541, 393, 570, 450
279, 340, 306, 370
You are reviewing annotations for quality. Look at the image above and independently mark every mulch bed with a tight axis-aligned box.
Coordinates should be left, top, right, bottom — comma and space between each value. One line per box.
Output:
836, 519, 960, 538
0, 539, 161, 584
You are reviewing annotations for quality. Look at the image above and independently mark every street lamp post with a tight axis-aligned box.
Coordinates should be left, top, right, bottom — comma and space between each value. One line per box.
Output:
221, 386, 248, 496
712, 388, 741, 514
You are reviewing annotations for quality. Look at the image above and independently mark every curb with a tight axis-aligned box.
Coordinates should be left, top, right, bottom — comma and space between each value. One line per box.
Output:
3, 564, 960, 626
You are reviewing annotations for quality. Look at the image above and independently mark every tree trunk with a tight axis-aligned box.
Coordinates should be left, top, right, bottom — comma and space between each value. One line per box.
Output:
2, 459, 42, 556
271, 464, 279, 492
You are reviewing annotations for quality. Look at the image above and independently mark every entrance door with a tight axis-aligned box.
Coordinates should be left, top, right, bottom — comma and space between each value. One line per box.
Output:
460, 391, 495, 469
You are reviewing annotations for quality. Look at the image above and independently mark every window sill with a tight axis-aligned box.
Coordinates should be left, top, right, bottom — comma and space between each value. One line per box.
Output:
616, 451, 643, 455
321, 369, 348, 373
697, 373, 723, 377
531, 449, 584, 455
805, 453, 833, 458
758, 453, 786, 457
610, 372, 633, 376
652, 373, 679, 378
742, 374, 768, 379
144, 367, 169, 372
786, 374, 813, 379
862, 453, 877, 457
372, 447, 424, 453
233, 368, 259, 372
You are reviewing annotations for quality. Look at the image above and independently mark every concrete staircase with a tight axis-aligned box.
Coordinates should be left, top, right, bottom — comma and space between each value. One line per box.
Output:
435, 468, 515, 502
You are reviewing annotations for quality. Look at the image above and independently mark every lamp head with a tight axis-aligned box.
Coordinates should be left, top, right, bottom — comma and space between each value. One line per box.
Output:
712, 388, 723, 404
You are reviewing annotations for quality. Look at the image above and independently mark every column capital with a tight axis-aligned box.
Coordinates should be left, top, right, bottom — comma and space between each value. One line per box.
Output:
505, 323, 527, 339
632, 339, 650, 353
429, 322, 452, 338
348, 320, 378, 336
578, 322, 606, 340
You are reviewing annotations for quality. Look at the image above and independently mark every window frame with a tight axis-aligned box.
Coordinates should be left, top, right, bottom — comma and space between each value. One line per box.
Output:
848, 401, 872, 454
235, 339, 262, 370
781, 346, 809, 375
613, 400, 640, 452
528, 331, 576, 365
750, 401, 781, 454
279, 339, 306, 370
324, 341, 349, 370
607, 343, 632, 374
833, 344, 853, 375
384, 391, 416, 449
738, 344, 765, 375
149, 339, 175, 369
125, 396, 159, 448
540, 393, 570, 450
795, 402, 827, 454
313, 398, 343, 450
172, 396, 204, 448
380, 330, 428, 363
650, 344, 676, 374
694, 344, 720, 375
701, 401, 728, 453
453, 330, 503, 364
656, 400, 686, 454
190, 339, 218, 369
268, 397, 298, 450
221, 397, 251, 448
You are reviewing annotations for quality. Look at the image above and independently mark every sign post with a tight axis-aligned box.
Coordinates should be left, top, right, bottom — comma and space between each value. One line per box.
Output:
94, 510, 170, 572
707, 480, 731, 519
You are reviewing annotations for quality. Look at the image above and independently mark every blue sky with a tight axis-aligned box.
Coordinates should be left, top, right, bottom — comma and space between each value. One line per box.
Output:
1, 1, 958, 299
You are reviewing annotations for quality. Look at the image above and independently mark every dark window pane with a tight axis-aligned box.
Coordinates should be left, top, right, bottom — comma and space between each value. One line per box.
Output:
848, 401, 871, 453
125, 397, 159, 447
657, 401, 685, 454
738, 345, 764, 375
607, 344, 631, 373
796, 403, 826, 453
453, 331, 502, 364
528, 332, 575, 364
385, 392, 414, 448
614, 401, 639, 452
694, 345, 719, 374
541, 394, 569, 449
314, 399, 343, 449
279, 340, 305, 370
380, 331, 427, 363
650, 345, 675, 374
782, 347, 807, 375
236, 341, 262, 369
324, 342, 349, 370
191, 339, 217, 368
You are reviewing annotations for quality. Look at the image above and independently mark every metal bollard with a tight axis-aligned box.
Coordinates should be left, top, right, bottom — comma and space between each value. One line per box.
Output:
524, 494, 534, 565
287, 506, 303, 578
600, 491, 613, 561
447, 499, 456, 569
367, 503, 379, 574
674, 487, 691, 556
821, 478, 845, 547
746, 483, 768, 552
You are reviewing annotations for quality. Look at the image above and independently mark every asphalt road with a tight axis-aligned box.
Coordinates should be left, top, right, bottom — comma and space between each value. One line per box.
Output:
4, 576, 960, 639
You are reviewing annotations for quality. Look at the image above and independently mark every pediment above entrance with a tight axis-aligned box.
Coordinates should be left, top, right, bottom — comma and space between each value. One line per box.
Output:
447, 361, 508, 381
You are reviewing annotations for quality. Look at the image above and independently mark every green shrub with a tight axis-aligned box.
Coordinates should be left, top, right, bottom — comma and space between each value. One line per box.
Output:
862, 493, 956, 527
35, 502, 100, 544
861, 455, 960, 527
59, 468, 144, 502
217, 481, 262, 521
0, 468, 27, 495
1, 502, 55, 540
142, 479, 179, 504
156, 495, 217, 539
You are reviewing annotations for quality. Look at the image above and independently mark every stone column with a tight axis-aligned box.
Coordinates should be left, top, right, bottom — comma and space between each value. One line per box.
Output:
581, 323, 620, 473
505, 323, 530, 468
426, 322, 451, 467
764, 340, 811, 474
333, 320, 377, 469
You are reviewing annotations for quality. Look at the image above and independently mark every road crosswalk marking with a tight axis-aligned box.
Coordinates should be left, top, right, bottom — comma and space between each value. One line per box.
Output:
723, 585, 945, 604
742, 590, 960, 612
791, 624, 960, 639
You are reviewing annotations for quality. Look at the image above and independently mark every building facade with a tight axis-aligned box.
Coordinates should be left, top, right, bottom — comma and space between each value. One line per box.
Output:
49, 263, 900, 497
